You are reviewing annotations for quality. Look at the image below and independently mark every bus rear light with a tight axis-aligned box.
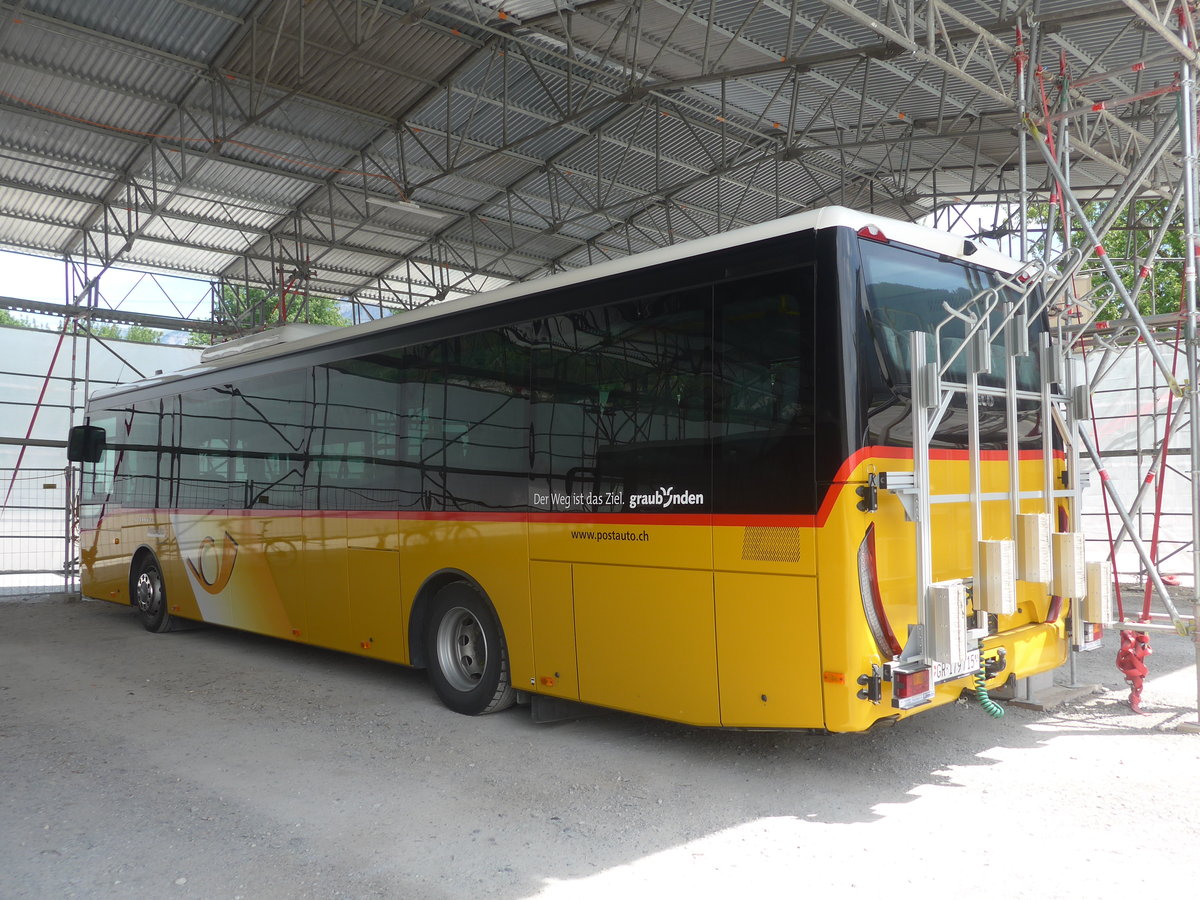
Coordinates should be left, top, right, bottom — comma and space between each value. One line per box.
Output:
857, 224, 889, 243
857, 523, 902, 658
890, 664, 935, 710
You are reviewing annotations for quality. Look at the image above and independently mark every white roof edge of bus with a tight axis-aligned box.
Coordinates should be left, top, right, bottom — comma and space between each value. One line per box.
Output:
198, 323, 341, 362
89, 206, 1022, 400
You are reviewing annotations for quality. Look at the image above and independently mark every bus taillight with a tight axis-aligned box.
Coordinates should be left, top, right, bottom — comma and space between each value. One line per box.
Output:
890, 663, 935, 710
857, 523, 902, 658
857, 224, 889, 242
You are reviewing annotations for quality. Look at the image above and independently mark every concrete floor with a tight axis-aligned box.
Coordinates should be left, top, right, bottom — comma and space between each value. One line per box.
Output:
2, 593, 1198, 899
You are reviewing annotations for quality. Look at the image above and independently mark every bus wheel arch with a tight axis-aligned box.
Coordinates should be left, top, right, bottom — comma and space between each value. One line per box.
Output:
408, 568, 484, 668
129, 548, 177, 633
412, 572, 516, 716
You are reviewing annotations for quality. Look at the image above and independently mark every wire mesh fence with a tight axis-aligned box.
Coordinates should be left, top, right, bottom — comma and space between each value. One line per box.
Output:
0, 466, 73, 596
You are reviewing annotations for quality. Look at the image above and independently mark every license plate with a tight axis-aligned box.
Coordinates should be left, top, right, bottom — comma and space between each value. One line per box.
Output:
931, 649, 981, 684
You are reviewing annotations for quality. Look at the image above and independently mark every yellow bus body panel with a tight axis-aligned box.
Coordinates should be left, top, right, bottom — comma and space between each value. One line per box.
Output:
529, 560, 580, 701
572, 563, 719, 725
715, 572, 823, 727
818, 451, 1069, 732
81, 449, 1069, 732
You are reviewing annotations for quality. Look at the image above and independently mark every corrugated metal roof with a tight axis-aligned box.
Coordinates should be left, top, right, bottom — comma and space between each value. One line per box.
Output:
27, 0, 249, 61
0, 0, 1193, 325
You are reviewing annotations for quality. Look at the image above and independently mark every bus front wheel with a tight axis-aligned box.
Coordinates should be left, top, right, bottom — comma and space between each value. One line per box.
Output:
425, 582, 516, 715
133, 555, 176, 634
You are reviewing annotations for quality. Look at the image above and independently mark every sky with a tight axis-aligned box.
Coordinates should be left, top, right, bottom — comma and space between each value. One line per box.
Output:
0, 248, 220, 344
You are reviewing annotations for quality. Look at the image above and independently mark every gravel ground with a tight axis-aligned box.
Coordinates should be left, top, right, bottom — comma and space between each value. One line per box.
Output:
1, 593, 1197, 900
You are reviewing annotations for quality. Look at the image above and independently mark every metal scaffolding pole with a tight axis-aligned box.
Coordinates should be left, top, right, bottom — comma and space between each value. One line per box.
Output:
1011, 9, 1200, 719
1178, 15, 1200, 732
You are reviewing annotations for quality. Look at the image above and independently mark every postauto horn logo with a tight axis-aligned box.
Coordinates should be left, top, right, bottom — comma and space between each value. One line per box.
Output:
185, 531, 239, 594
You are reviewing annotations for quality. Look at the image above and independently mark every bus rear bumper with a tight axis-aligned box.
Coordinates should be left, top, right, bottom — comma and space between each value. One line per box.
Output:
982, 619, 1070, 686
921, 618, 1070, 711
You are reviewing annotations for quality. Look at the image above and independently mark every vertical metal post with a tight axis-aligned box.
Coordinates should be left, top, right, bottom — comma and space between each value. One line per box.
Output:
65, 258, 80, 596
1011, 18, 1030, 539
1041, 333, 1056, 529
1064, 351, 1085, 655
911, 331, 934, 657
1016, 17, 1029, 264
968, 322, 984, 583
1178, 15, 1200, 731
63, 465, 73, 594
1006, 310, 1020, 538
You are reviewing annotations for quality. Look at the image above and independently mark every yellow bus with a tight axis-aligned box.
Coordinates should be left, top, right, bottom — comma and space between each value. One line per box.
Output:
69, 206, 1075, 732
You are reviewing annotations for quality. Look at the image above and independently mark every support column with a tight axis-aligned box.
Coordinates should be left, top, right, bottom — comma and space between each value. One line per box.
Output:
1177, 12, 1200, 733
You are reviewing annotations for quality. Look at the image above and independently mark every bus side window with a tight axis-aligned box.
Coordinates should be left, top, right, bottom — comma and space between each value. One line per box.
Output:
109, 400, 173, 510
712, 265, 819, 515
531, 289, 712, 513
445, 421, 470, 460
178, 386, 235, 509
311, 358, 404, 510
80, 412, 118, 512
231, 374, 313, 510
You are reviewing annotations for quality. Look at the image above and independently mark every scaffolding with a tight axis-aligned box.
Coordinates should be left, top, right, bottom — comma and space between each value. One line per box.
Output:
0, 466, 72, 595
918, 5, 1200, 728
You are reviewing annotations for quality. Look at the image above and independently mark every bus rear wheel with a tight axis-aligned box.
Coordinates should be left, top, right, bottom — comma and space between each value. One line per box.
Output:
133, 555, 176, 633
425, 582, 515, 716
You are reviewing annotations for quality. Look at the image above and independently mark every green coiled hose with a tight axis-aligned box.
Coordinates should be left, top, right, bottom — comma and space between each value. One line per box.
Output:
974, 641, 1005, 719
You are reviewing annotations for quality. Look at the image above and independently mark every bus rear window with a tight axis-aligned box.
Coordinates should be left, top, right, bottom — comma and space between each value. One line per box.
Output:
859, 238, 1040, 393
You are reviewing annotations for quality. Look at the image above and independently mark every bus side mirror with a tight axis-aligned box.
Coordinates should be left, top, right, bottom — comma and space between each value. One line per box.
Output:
67, 425, 106, 463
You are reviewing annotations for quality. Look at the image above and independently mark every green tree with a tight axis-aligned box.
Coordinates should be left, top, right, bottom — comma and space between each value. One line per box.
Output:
125, 324, 161, 343
90, 323, 124, 340
1028, 200, 1186, 321
189, 286, 347, 346
0, 309, 30, 328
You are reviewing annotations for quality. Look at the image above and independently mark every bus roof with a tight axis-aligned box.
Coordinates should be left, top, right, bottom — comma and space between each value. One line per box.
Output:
89, 205, 1021, 402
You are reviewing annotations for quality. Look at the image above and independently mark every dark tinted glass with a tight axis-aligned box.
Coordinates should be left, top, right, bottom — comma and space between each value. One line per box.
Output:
306, 335, 531, 512
92, 230, 847, 517
712, 265, 817, 514
309, 357, 402, 510
133, 397, 174, 508
858, 238, 1043, 450
177, 386, 238, 509
531, 288, 713, 514
104, 399, 174, 509
231, 372, 313, 509
440, 331, 531, 512
79, 410, 118, 529
394, 342, 447, 511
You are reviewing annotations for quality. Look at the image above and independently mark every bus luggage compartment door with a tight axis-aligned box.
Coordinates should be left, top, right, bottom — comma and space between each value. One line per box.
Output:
572, 563, 718, 726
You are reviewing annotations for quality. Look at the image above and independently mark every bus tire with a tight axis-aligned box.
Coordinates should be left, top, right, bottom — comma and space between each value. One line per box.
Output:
425, 581, 516, 716
133, 554, 176, 634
